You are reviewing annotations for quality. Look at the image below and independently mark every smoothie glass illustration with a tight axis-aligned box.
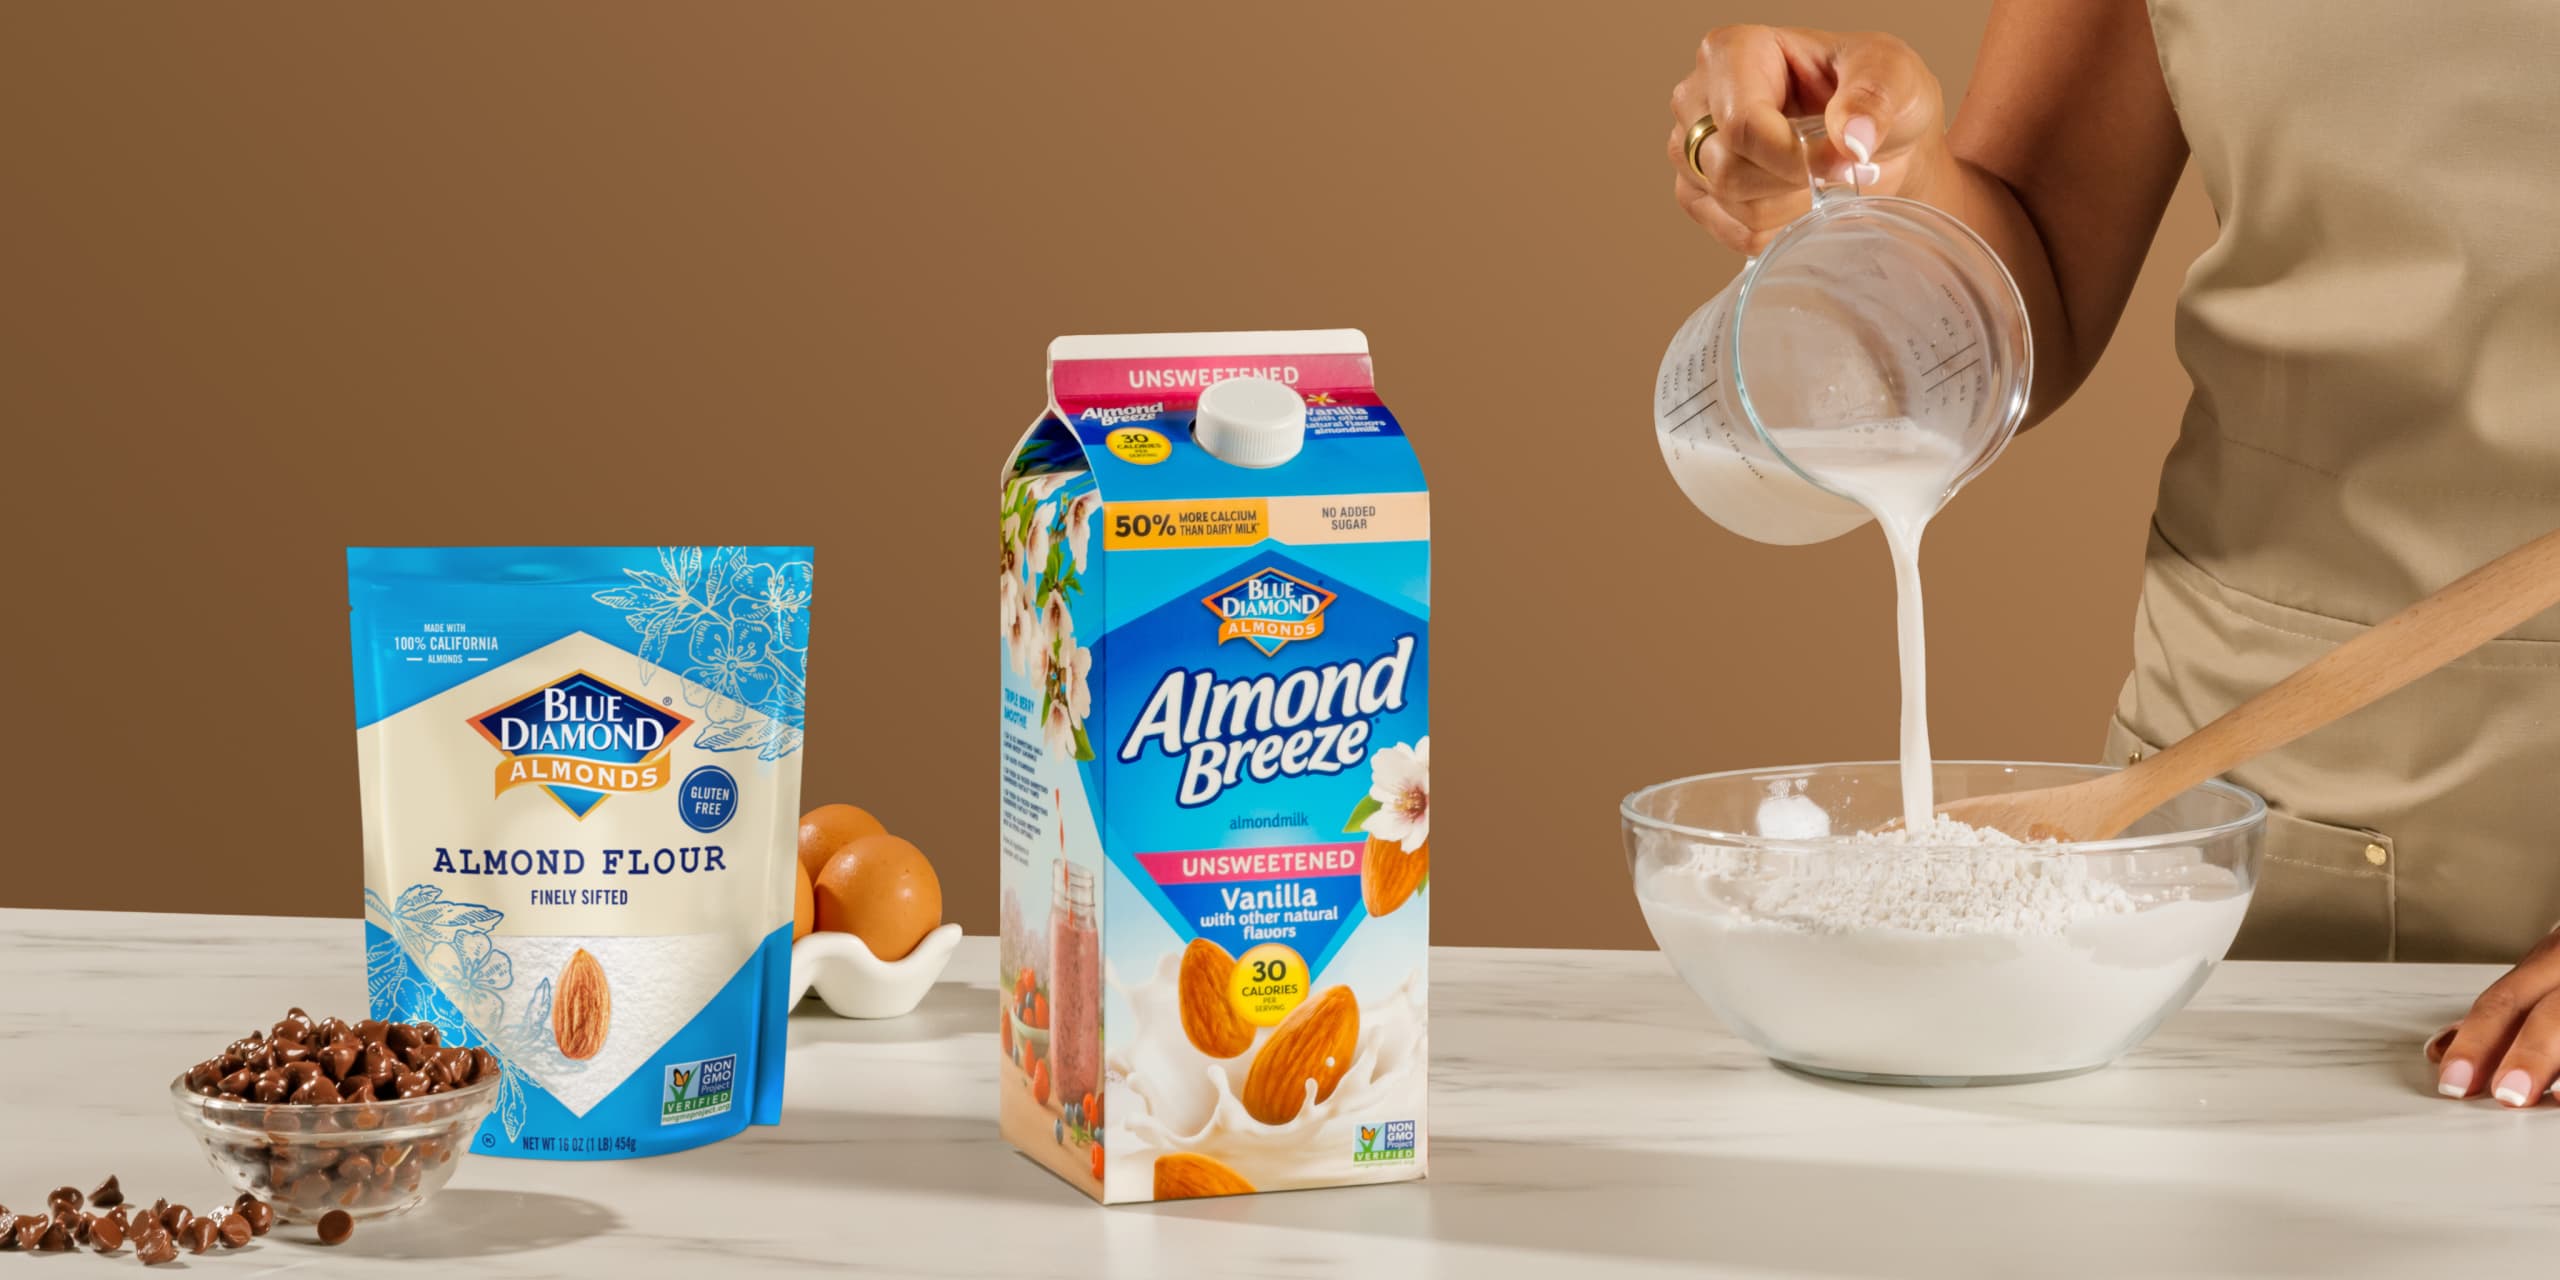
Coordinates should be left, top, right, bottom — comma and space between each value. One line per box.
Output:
1049, 860, 1101, 1108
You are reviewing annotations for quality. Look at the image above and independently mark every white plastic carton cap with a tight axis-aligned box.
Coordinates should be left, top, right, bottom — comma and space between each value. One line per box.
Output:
1193, 376, 1307, 468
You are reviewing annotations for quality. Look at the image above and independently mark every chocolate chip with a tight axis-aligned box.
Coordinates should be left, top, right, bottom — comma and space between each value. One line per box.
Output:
134, 1225, 178, 1265
35, 1220, 71, 1252
45, 1186, 80, 1213
182, 1216, 219, 1253
88, 1210, 124, 1254
322, 1038, 360, 1082
88, 1175, 122, 1209
159, 1203, 192, 1234
217, 1213, 252, 1248
254, 1069, 291, 1103
290, 1075, 340, 1105
10, 1214, 43, 1250
235, 1198, 273, 1236
316, 1209, 354, 1246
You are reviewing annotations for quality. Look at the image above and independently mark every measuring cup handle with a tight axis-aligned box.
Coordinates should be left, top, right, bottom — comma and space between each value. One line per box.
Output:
1789, 116, 1862, 209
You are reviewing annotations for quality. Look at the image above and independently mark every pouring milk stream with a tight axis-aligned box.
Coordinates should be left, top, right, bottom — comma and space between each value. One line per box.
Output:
1654, 117, 2033, 828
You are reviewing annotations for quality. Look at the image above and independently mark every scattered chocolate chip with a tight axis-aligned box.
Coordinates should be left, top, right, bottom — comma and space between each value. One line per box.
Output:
89, 1209, 125, 1253
35, 1220, 71, 1252
236, 1198, 273, 1236
182, 1216, 220, 1253
45, 1186, 81, 1213
217, 1212, 252, 1248
159, 1203, 192, 1234
316, 1209, 354, 1246
89, 1175, 123, 1209
134, 1225, 178, 1265
10, 1214, 42, 1250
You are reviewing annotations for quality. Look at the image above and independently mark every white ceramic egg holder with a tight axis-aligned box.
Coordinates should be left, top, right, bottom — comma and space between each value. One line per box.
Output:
788, 923, 962, 1019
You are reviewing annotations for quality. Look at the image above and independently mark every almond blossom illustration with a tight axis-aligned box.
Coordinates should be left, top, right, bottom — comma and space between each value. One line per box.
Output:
999, 468, 1098, 760
1349, 737, 1430, 853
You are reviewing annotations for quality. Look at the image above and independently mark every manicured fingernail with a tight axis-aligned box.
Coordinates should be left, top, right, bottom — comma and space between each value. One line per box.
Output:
2494, 1070, 2534, 1107
1842, 117, 1879, 163
2437, 1059, 2473, 1097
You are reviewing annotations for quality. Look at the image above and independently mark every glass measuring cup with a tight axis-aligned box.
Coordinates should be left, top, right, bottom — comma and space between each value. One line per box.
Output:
1654, 118, 2033, 544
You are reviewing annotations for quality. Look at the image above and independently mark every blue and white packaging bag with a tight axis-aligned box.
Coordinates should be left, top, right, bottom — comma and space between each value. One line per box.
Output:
348, 546, 812, 1159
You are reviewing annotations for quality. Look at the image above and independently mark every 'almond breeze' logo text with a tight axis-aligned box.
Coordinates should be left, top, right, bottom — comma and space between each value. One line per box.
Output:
1203, 568, 1336, 657
469, 671, 692, 818
1079, 403, 1165, 428
1118, 635, 1415, 806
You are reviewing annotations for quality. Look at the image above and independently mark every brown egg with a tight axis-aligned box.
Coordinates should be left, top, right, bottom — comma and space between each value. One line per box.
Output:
793, 860, 816, 942
813, 834, 943, 961
798, 804, 887, 881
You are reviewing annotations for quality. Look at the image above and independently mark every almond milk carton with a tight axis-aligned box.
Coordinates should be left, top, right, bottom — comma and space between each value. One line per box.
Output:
998, 330, 1429, 1203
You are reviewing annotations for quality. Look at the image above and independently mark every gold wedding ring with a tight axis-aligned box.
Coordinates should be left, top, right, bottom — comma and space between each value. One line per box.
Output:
1684, 114, 1718, 182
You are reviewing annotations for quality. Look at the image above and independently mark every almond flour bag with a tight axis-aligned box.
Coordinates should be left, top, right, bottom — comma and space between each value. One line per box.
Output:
348, 546, 812, 1159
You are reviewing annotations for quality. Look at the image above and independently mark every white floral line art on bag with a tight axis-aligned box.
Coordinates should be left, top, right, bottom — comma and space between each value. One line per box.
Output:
591, 546, 813, 762
1000, 472, 1100, 761
365, 885, 585, 1143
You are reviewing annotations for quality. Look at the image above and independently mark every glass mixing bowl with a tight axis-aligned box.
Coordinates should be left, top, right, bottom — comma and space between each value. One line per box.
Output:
1623, 761, 2264, 1086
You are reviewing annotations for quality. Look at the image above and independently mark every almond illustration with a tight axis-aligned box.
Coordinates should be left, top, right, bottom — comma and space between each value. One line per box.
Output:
1239, 985, 1358, 1126
1362, 834, 1429, 917
1153, 1152, 1255, 1201
553, 948, 611, 1061
1178, 938, 1257, 1059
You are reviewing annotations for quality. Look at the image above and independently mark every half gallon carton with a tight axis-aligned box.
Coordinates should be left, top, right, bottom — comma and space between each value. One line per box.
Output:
998, 331, 1429, 1203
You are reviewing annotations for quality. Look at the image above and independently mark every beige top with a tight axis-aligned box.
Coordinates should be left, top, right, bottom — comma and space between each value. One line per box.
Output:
2119, 2, 2560, 960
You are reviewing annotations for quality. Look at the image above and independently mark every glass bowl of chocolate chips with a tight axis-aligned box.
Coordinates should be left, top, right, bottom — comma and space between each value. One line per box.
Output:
170, 1009, 501, 1223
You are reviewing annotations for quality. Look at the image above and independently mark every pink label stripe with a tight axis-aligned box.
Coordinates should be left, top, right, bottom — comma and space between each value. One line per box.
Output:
1052, 353, 1375, 406
1138, 842, 1363, 885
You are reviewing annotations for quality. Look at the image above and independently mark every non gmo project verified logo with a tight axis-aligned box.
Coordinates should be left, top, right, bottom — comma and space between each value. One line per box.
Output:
662, 1054, 736, 1126
1353, 1119, 1417, 1164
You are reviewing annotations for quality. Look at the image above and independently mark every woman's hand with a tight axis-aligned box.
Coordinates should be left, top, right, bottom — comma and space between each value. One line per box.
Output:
1661, 3, 2186, 420
2430, 927, 2560, 1107
1665, 26, 1955, 255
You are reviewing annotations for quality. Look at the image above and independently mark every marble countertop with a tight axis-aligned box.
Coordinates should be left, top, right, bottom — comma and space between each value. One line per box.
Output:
2, 908, 2553, 1277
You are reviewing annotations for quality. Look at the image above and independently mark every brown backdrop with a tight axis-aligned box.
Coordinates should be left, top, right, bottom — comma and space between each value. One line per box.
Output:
1, 2, 2212, 947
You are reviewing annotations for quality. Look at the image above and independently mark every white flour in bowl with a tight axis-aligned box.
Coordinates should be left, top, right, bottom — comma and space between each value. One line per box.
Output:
1638, 816, 2251, 1080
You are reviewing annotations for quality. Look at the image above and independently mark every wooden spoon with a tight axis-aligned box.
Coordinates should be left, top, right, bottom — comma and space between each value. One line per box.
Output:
1937, 527, 2560, 842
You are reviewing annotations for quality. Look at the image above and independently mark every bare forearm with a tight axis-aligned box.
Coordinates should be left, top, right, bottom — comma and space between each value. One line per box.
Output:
1938, 0, 2188, 425
1669, 0, 2185, 428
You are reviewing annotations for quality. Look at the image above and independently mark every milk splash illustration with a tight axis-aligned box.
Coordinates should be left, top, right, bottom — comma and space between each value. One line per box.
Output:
1105, 951, 1428, 1191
